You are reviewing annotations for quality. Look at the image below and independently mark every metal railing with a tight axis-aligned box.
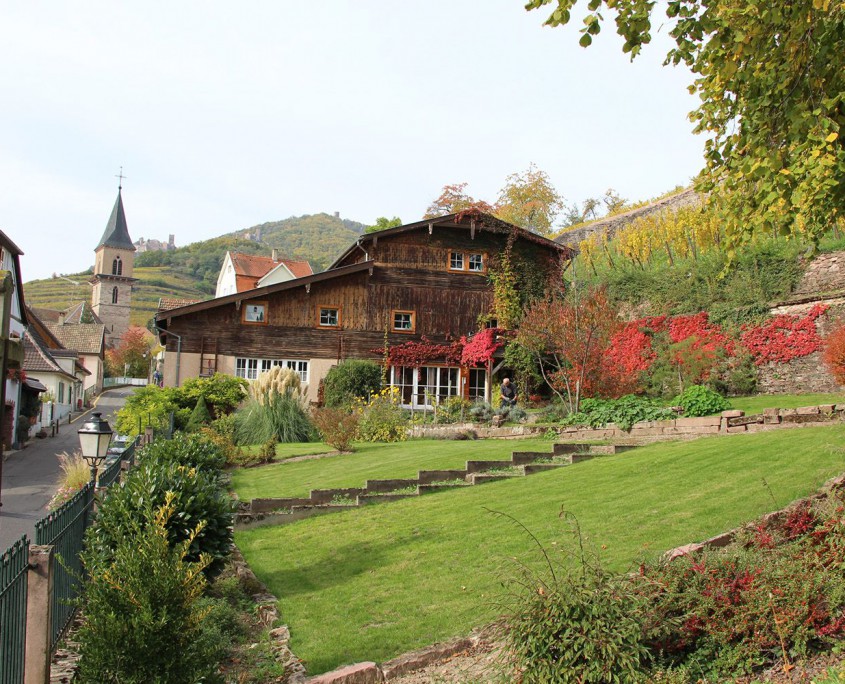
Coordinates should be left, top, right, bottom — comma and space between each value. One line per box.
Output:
34, 482, 94, 652
0, 536, 29, 684
97, 436, 140, 489
103, 377, 148, 388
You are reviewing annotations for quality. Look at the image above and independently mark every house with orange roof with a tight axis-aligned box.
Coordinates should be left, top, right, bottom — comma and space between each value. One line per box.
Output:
215, 250, 313, 298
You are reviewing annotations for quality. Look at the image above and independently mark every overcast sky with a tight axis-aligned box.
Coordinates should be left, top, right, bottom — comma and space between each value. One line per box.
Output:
2, 1, 703, 283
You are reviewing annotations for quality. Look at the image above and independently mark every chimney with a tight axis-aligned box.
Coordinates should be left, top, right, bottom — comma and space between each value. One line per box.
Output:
58, 311, 66, 325
271, 249, 278, 261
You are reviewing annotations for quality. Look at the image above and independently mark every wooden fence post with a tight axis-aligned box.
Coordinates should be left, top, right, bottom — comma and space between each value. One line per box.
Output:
24, 545, 54, 684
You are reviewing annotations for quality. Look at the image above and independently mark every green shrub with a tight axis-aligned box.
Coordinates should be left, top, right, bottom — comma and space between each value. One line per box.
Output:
503, 518, 649, 684
176, 373, 248, 418
138, 431, 228, 472
469, 401, 493, 422
234, 395, 315, 445
186, 395, 213, 432
323, 360, 383, 408
312, 407, 359, 451
568, 395, 676, 431
673, 385, 731, 417
88, 460, 234, 579
437, 396, 472, 424
76, 495, 223, 684
259, 437, 278, 462
114, 384, 183, 437
356, 387, 407, 442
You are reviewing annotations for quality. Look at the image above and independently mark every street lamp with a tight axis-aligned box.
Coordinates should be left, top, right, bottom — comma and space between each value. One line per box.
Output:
78, 412, 113, 482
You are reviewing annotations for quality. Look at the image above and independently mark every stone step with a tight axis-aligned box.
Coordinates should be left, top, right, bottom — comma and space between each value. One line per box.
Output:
417, 469, 468, 484
511, 451, 553, 465
552, 443, 596, 455
418, 482, 470, 494
522, 463, 569, 475
309, 487, 366, 504
357, 493, 418, 505
465, 459, 514, 474
365, 478, 419, 494
468, 472, 522, 485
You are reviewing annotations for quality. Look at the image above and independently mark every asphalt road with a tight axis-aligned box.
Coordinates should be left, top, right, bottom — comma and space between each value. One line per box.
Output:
0, 387, 134, 551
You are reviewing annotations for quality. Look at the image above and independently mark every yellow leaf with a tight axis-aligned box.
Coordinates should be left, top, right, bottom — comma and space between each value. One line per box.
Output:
779, 168, 791, 175
825, 131, 839, 142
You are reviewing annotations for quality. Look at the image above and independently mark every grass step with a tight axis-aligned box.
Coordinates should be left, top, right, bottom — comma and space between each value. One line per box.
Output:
468, 473, 522, 485
465, 460, 514, 474
365, 478, 419, 494
417, 469, 469, 484
357, 493, 419, 505
511, 451, 554, 465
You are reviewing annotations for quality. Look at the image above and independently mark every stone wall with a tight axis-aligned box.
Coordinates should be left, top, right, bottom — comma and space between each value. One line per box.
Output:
555, 188, 702, 248
790, 251, 845, 299
757, 351, 844, 394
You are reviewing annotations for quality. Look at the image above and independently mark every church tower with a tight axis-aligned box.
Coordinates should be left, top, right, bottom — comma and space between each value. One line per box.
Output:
91, 185, 136, 347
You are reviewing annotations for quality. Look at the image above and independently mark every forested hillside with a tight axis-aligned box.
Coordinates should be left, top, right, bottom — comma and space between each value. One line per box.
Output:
24, 212, 366, 329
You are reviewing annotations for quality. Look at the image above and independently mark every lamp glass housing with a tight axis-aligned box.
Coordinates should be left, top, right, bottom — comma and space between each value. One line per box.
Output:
77, 412, 113, 469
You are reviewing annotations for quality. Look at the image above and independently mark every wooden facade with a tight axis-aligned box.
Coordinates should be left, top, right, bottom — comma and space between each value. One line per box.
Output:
155, 213, 573, 403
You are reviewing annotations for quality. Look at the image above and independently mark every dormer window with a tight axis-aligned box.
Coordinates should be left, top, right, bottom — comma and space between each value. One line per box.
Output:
448, 251, 486, 274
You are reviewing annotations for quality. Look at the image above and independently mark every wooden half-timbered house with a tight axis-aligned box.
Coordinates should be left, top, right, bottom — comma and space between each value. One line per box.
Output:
154, 212, 574, 406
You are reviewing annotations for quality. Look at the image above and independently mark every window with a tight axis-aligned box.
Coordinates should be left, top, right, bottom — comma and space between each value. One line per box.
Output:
58, 382, 64, 404
242, 301, 268, 325
236, 357, 309, 384
111, 287, 118, 304
485, 318, 498, 329
447, 251, 486, 273
319, 307, 340, 328
469, 368, 487, 402
112, 256, 122, 275
392, 310, 415, 332
390, 365, 460, 408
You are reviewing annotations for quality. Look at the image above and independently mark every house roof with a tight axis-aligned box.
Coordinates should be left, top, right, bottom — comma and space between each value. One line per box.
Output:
47, 323, 106, 355
156, 260, 375, 326
22, 329, 77, 381
96, 189, 135, 251
34, 302, 103, 326
329, 211, 576, 269
158, 297, 201, 312
228, 253, 314, 292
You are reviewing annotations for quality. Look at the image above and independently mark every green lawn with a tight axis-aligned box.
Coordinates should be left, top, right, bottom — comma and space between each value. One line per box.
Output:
231, 438, 553, 501
236, 424, 845, 674
729, 392, 844, 415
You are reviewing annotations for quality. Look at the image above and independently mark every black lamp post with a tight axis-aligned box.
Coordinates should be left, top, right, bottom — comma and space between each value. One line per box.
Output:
77, 412, 113, 482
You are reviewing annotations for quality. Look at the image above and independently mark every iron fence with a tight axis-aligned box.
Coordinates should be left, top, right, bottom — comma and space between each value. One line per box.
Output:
97, 457, 122, 489
34, 481, 94, 652
0, 536, 30, 684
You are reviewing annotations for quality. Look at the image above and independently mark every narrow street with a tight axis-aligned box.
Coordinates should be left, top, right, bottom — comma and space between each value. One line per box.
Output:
0, 387, 134, 550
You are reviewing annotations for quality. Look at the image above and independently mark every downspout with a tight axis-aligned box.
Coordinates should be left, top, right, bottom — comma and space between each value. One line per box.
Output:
153, 325, 182, 388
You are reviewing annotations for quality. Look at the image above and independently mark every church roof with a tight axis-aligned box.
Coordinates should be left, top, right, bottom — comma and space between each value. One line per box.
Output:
96, 189, 135, 251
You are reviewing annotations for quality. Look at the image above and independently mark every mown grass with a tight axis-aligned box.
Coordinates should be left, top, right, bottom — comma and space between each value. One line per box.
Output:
235, 424, 845, 674
230, 438, 552, 501
729, 393, 844, 415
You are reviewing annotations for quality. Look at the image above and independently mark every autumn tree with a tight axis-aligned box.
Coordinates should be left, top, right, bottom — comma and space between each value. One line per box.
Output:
423, 183, 494, 218
562, 188, 627, 226
105, 326, 158, 378
495, 164, 564, 236
423, 165, 565, 235
525, 0, 845, 245
364, 216, 403, 234
516, 286, 629, 412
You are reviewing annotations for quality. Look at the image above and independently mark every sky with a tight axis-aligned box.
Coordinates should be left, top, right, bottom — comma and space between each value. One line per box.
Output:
1, 1, 704, 283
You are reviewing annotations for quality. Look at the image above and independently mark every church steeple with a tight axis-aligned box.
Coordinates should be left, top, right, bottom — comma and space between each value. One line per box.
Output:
91, 180, 137, 348
96, 189, 135, 251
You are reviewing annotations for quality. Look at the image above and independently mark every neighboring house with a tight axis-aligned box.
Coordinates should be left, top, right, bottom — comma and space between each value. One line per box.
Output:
0, 231, 29, 449
33, 304, 106, 397
156, 212, 574, 405
22, 326, 88, 428
215, 251, 313, 298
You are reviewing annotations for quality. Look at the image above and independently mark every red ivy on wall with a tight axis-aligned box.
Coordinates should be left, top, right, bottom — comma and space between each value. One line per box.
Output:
374, 336, 463, 368
460, 328, 502, 368
741, 304, 829, 366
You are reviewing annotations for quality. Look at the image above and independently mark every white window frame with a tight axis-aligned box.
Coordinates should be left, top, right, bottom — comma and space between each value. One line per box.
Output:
235, 357, 309, 384
468, 253, 484, 272
389, 365, 460, 409
319, 307, 340, 327
449, 252, 464, 270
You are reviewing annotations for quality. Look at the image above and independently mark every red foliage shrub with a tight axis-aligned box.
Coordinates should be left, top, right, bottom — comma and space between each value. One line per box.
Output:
459, 328, 502, 367
741, 304, 828, 365
822, 323, 845, 385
